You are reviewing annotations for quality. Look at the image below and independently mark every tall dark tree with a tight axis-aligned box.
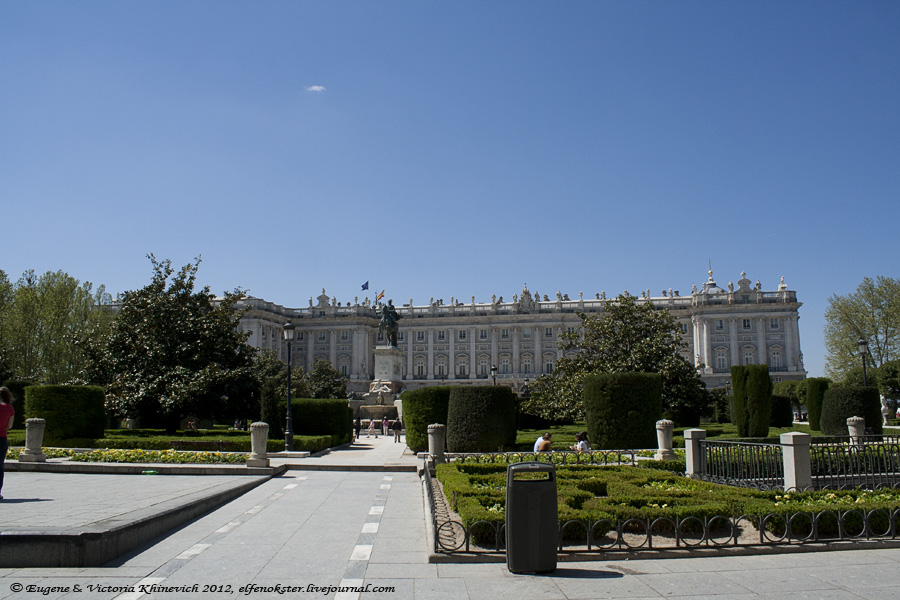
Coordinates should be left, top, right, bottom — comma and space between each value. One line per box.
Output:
83, 255, 255, 432
523, 294, 709, 423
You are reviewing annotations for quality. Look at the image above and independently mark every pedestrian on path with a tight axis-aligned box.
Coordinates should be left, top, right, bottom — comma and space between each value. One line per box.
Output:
0, 387, 15, 501
382, 416, 389, 437
391, 418, 402, 443
368, 418, 378, 438
354, 416, 362, 441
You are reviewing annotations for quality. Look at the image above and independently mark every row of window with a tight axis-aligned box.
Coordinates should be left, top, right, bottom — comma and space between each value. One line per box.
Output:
713, 347, 784, 370
713, 318, 782, 331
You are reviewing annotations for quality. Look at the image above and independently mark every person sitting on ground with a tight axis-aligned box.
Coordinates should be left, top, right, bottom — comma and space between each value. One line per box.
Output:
537, 433, 552, 452
534, 433, 548, 452
570, 431, 591, 453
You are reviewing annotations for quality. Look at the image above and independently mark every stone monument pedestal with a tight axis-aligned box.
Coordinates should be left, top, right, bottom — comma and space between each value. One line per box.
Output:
374, 346, 404, 382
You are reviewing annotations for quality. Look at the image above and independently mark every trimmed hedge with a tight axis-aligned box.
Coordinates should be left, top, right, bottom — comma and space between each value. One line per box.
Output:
820, 385, 882, 436
291, 398, 352, 446
731, 365, 772, 437
770, 394, 794, 428
24, 384, 106, 441
584, 372, 661, 450
804, 377, 829, 431
2, 379, 34, 430
446, 386, 517, 452
401, 386, 452, 452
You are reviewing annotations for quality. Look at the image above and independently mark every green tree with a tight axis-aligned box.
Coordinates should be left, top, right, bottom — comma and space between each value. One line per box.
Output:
523, 294, 708, 423
0, 269, 112, 383
824, 276, 900, 380
83, 256, 256, 432
253, 349, 305, 437
304, 359, 346, 399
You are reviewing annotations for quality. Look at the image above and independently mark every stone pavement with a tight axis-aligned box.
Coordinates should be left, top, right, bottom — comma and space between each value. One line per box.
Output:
2, 436, 900, 599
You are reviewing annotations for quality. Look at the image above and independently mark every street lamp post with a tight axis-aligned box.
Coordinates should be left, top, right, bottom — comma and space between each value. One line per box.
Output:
490, 364, 497, 385
284, 322, 295, 451
858, 338, 869, 386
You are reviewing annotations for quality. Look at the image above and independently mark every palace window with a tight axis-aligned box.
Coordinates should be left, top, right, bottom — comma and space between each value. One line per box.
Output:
397, 332, 404, 341
500, 358, 510, 374
544, 359, 554, 374
340, 365, 348, 376
522, 358, 532, 373
417, 331, 425, 341
501, 328, 509, 339
742, 319, 751, 330
770, 318, 779, 329
742, 348, 755, 365
716, 320, 724, 331
457, 361, 468, 376
715, 349, 728, 371
770, 348, 783, 369
523, 328, 531, 339
437, 330, 445, 341
479, 358, 489, 375
545, 327, 553, 338
458, 330, 466, 341
480, 329, 488, 340
318, 331, 326, 341
340, 330, 349, 341
436, 358, 446, 377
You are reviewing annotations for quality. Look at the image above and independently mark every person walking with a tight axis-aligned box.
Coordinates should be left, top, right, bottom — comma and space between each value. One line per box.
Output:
0, 387, 15, 501
381, 416, 389, 437
354, 416, 362, 441
391, 418, 403, 443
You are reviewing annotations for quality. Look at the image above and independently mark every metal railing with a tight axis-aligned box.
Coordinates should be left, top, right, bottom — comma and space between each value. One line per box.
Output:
700, 439, 784, 490
811, 436, 900, 490
445, 450, 637, 466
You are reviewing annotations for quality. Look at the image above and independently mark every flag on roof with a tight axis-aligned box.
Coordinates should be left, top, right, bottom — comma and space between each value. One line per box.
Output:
376, 290, 385, 302
361, 281, 369, 291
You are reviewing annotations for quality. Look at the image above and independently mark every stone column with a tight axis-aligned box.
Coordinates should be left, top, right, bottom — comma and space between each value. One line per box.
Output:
469, 327, 476, 379
757, 318, 767, 367
784, 316, 795, 372
427, 330, 434, 379
780, 431, 812, 491
847, 416, 865, 444
306, 331, 314, 372
18, 418, 47, 463
329, 330, 337, 366
246, 422, 271, 467
449, 328, 455, 379
684, 428, 707, 477
655, 420, 677, 460
491, 327, 498, 371
428, 423, 446, 466
407, 330, 414, 377
729, 318, 739, 368
512, 328, 520, 374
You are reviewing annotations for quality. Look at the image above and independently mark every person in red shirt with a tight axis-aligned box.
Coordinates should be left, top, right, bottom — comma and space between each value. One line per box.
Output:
0, 387, 15, 500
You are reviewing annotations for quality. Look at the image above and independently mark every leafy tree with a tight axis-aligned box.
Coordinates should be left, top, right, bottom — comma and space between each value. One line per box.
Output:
304, 359, 346, 399
824, 276, 900, 380
0, 269, 112, 384
253, 349, 305, 437
83, 256, 255, 432
523, 294, 709, 424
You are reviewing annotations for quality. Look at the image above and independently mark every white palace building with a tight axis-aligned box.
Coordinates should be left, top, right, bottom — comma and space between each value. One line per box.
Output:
237, 270, 806, 395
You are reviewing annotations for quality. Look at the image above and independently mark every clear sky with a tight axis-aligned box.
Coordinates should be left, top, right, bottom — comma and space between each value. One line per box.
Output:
2, 2, 899, 379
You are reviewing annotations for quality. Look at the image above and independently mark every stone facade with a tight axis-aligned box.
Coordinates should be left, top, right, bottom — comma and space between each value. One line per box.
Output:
237, 271, 806, 395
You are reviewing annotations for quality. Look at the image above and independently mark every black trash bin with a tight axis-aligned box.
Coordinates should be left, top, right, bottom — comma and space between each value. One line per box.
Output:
505, 461, 557, 574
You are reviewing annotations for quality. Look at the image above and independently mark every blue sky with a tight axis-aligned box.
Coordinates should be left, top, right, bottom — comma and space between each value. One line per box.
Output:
2, 2, 899, 378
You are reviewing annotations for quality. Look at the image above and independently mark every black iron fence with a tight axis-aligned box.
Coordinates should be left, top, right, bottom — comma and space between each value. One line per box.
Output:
811, 436, 900, 490
445, 450, 636, 467
700, 439, 784, 490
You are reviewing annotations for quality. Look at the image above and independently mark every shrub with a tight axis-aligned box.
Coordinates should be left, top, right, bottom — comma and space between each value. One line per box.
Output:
24, 385, 106, 441
291, 398, 352, 446
731, 366, 749, 437
820, 385, 882, 436
583, 372, 661, 450
446, 386, 517, 452
731, 365, 772, 437
2, 379, 35, 429
804, 377, 830, 431
770, 394, 794, 428
401, 386, 452, 452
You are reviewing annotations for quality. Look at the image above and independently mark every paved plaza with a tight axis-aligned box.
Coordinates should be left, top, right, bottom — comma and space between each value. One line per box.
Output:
2, 437, 900, 599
